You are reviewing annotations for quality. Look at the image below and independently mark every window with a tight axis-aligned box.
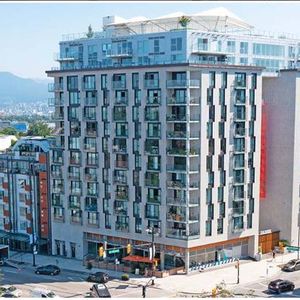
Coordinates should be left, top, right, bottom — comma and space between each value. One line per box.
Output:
221, 72, 227, 88
105, 213, 111, 229
101, 74, 107, 90
205, 220, 212, 236
135, 218, 142, 233
240, 42, 248, 54
145, 203, 159, 219
253, 43, 285, 57
153, 39, 160, 53
147, 123, 161, 138
251, 73, 257, 89
132, 73, 139, 89
69, 92, 80, 105
217, 218, 223, 234
83, 75, 96, 90
240, 57, 248, 65
209, 71, 215, 88
171, 37, 182, 51
198, 38, 208, 51
67, 76, 78, 91
227, 41, 236, 53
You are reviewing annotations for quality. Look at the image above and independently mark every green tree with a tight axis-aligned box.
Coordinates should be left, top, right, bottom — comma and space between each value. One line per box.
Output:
0, 127, 18, 136
27, 121, 52, 137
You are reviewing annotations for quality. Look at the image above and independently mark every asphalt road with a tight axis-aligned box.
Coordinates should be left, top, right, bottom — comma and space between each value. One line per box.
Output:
232, 268, 300, 298
0, 264, 174, 298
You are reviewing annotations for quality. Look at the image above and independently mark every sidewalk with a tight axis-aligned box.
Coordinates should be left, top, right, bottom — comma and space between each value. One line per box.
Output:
8, 251, 145, 284
153, 252, 298, 294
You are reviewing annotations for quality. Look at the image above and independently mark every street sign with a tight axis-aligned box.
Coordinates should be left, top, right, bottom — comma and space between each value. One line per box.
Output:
108, 249, 120, 254
286, 246, 300, 251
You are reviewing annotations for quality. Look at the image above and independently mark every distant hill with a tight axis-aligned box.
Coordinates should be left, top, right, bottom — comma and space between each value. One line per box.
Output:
0, 72, 50, 104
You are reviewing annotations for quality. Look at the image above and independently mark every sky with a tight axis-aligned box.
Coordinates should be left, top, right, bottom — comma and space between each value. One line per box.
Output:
1, 1, 300, 79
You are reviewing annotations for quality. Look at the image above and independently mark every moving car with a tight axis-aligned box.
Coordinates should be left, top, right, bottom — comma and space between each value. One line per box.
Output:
268, 279, 295, 294
282, 259, 300, 272
31, 288, 59, 298
86, 272, 109, 283
89, 284, 111, 298
0, 286, 22, 297
35, 265, 61, 276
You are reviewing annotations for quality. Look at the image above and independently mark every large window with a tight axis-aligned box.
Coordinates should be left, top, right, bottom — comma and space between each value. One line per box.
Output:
253, 43, 285, 57
171, 38, 183, 51
198, 38, 208, 51
240, 42, 248, 54
227, 41, 236, 53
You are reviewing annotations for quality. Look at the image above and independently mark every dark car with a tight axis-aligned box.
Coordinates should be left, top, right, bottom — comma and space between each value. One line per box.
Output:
282, 259, 300, 272
1, 293, 17, 298
268, 279, 295, 294
35, 265, 61, 276
87, 272, 109, 283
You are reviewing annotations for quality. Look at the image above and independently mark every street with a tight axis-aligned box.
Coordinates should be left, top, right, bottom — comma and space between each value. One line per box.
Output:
232, 268, 300, 298
0, 264, 174, 298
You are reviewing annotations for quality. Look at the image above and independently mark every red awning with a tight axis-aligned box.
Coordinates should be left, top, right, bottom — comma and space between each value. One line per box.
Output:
122, 255, 159, 264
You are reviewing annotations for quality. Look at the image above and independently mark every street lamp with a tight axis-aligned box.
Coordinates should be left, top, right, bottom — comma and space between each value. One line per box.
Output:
146, 226, 159, 274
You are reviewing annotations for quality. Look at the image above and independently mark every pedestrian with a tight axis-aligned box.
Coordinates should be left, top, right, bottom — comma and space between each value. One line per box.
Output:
272, 250, 276, 260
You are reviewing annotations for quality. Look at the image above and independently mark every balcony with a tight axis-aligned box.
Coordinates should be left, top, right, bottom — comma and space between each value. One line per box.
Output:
86, 159, 99, 167
234, 127, 246, 137
84, 144, 97, 152
147, 96, 161, 105
113, 112, 127, 122
114, 207, 128, 216
70, 188, 82, 196
112, 145, 127, 154
83, 113, 96, 121
166, 113, 186, 122
115, 97, 128, 106
167, 181, 199, 190
52, 198, 63, 207
55, 52, 79, 62
145, 112, 159, 122
167, 164, 186, 173
232, 205, 244, 216
68, 173, 81, 180
115, 222, 129, 232
166, 79, 200, 88
85, 97, 98, 106
69, 157, 81, 166
112, 81, 126, 90
85, 173, 97, 181
145, 178, 160, 188
167, 197, 199, 206
167, 212, 186, 223
48, 97, 64, 107
166, 97, 200, 106
145, 146, 159, 155
115, 160, 128, 169
147, 164, 161, 172
26, 213, 32, 221
52, 112, 64, 121
144, 79, 159, 89
166, 228, 188, 239
113, 176, 127, 185
167, 148, 199, 156
51, 170, 62, 179
86, 129, 97, 137
52, 186, 64, 194
48, 83, 63, 92
234, 78, 246, 88
115, 192, 128, 201
107, 49, 133, 58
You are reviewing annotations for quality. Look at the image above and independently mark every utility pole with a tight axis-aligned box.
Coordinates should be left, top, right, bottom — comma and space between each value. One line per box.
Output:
146, 226, 157, 275
297, 213, 300, 260
235, 259, 240, 284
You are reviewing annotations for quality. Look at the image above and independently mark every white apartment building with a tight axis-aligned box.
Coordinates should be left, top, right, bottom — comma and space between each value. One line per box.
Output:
46, 8, 267, 273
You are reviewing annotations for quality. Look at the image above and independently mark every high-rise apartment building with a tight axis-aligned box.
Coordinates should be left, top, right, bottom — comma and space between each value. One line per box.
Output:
0, 137, 52, 254
47, 9, 263, 272
260, 69, 300, 247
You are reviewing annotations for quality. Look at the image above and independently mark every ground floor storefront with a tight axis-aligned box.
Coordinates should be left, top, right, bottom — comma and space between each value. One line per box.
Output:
83, 232, 254, 276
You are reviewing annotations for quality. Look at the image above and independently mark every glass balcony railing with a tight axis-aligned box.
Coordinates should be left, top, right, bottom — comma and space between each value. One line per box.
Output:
166, 97, 200, 105
145, 113, 159, 121
147, 96, 161, 105
115, 97, 128, 105
145, 146, 159, 155
113, 112, 127, 121
85, 97, 98, 106
115, 161, 128, 169
145, 178, 160, 187
115, 222, 129, 232
112, 81, 126, 89
113, 176, 127, 185
166, 79, 200, 88
52, 112, 64, 121
115, 192, 128, 200
166, 228, 188, 239
112, 145, 127, 154
85, 129, 97, 137
48, 98, 64, 106
48, 83, 63, 92
144, 79, 159, 89
85, 173, 97, 181
166, 113, 187, 122
167, 148, 199, 156
84, 144, 97, 152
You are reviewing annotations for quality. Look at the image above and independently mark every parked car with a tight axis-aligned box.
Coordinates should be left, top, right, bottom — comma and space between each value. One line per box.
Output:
268, 279, 295, 294
282, 259, 300, 272
89, 284, 111, 298
35, 265, 61, 276
86, 272, 109, 283
1, 286, 22, 297
31, 288, 59, 298
1, 293, 18, 298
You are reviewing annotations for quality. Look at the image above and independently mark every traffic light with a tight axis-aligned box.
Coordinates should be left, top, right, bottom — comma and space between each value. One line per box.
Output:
126, 243, 131, 254
98, 246, 104, 257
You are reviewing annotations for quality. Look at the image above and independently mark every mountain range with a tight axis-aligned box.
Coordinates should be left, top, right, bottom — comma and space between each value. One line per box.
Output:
0, 72, 50, 104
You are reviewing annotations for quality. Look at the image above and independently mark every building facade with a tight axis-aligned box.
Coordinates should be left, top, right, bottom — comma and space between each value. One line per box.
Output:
260, 70, 300, 246
0, 137, 52, 254
47, 57, 262, 271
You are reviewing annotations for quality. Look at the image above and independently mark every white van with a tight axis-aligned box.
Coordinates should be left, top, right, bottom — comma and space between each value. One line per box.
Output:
31, 288, 59, 298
